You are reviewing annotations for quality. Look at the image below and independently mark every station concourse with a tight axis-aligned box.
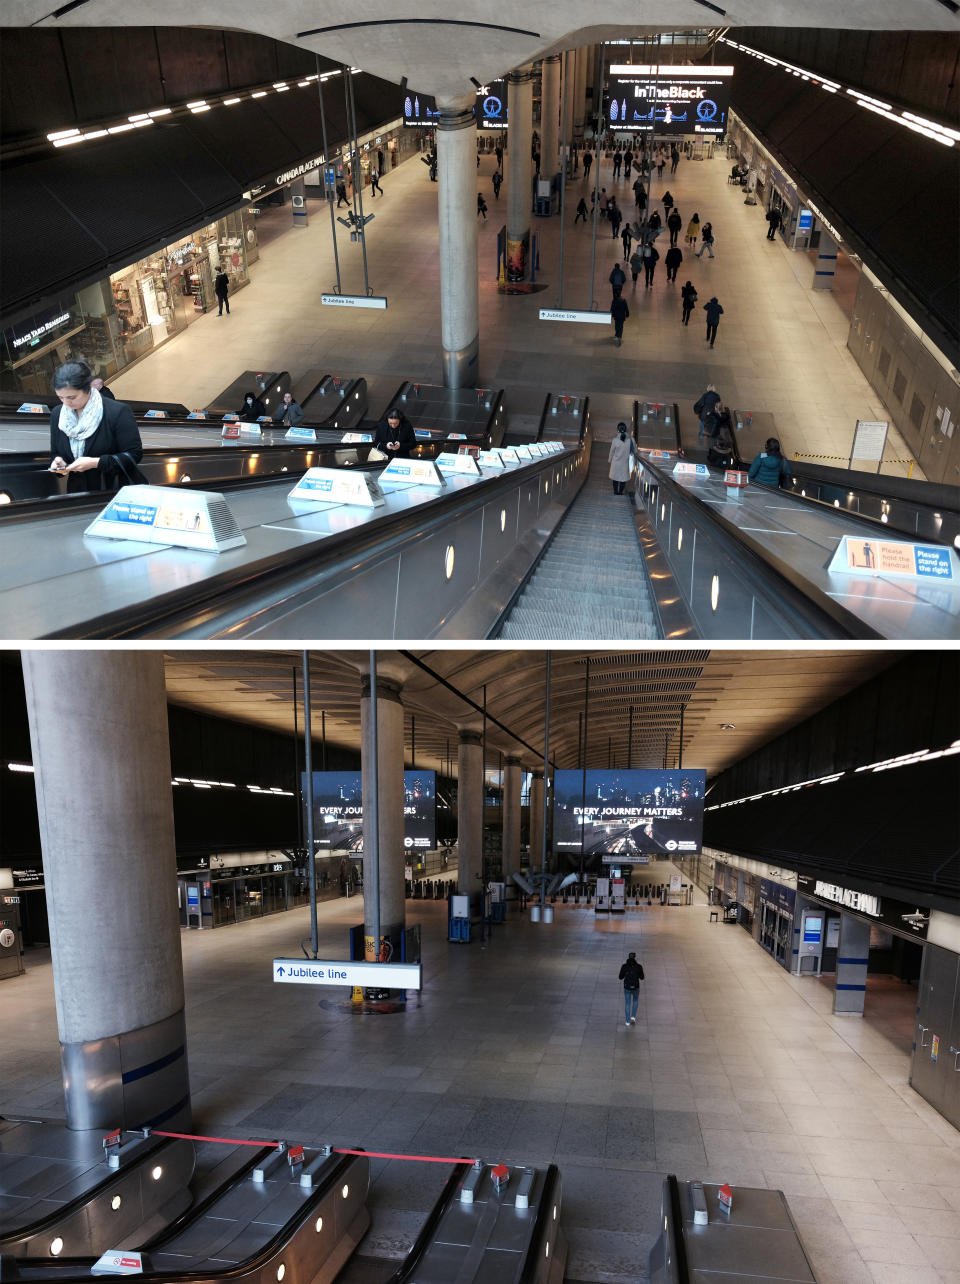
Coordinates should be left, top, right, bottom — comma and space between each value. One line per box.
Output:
1, 648, 958, 1284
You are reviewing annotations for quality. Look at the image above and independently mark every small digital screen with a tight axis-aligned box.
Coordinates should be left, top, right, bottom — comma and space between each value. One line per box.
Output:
305, 770, 436, 851
552, 769, 706, 856
803, 916, 822, 941
187, 887, 199, 907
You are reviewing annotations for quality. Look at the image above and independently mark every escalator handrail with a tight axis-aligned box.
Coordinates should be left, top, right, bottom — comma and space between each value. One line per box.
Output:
789, 459, 960, 514
666, 1174, 691, 1284
516, 1164, 561, 1284
384, 1163, 471, 1283
35, 448, 580, 640
638, 456, 884, 639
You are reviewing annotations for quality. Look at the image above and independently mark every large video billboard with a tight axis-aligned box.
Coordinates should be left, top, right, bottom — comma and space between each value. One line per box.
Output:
476, 79, 508, 131
304, 770, 436, 851
608, 64, 733, 136
402, 92, 440, 127
553, 769, 706, 860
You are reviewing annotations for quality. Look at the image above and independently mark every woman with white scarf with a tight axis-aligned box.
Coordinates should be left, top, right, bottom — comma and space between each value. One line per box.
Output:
49, 361, 143, 493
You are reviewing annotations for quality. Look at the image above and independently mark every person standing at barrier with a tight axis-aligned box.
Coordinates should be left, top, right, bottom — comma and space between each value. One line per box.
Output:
619, 950, 645, 1025
48, 360, 143, 494
765, 206, 783, 240
273, 392, 304, 428
375, 407, 416, 460
214, 268, 230, 315
608, 422, 636, 493
237, 390, 267, 420
610, 293, 630, 348
748, 437, 792, 487
703, 296, 724, 348
680, 281, 698, 326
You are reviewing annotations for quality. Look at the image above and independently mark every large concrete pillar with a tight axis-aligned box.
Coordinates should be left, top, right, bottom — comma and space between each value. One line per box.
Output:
506, 65, 535, 280
501, 756, 522, 885
540, 55, 561, 175
22, 652, 189, 1132
813, 231, 838, 290
562, 52, 575, 148
529, 771, 544, 870
833, 914, 870, 1015
457, 730, 484, 895
436, 93, 479, 387
360, 674, 406, 959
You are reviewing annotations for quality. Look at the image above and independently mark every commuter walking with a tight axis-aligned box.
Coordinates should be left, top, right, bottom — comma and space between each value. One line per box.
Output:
685, 212, 700, 247
610, 293, 630, 346
629, 247, 644, 288
612, 150, 622, 178
583, 149, 593, 181
656, 148, 666, 178
336, 180, 349, 207
748, 437, 792, 487
670, 144, 680, 175
369, 167, 383, 196
765, 206, 783, 240
621, 222, 634, 260
680, 281, 698, 326
610, 203, 622, 239
664, 244, 683, 282
667, 208, 683, 246
377, 147, 385, 174
608, 423, 636, 494
214, 268, 230, 315
647, 209, 662, 239
619, 950, 645, 1025
492, 169, 503, 200
662, 190, 674, 217
609, 262, 627, 298
623, 148, 633, 175
477, 193, 488, 221
633, 178, 647, 212
696, 222, 715, 258
703, 297, 724, 348
694, 384, 721, 436
575, 195, 589, 223
642, 241, 659, 287
273, 392, 304, 428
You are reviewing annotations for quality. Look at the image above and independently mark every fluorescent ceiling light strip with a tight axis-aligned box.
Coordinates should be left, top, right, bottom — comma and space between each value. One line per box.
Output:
224, 97, 242, 105
148, 108, 172, 117
7, 762, 34, 772
902, 110, 960, 141
190, 104, 211, 113
47, 128, 81, 140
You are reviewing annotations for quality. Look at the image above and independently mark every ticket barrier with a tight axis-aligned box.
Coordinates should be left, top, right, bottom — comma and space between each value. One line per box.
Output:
595, 877, 626, 914
448, 893, 473, 942
489, 882, 506, 923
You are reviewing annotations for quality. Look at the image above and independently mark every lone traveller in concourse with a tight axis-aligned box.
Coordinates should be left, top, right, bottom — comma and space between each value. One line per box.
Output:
582, 149, 593, 181
680, 280, 698, 326
703, 296, 724, 348
214, 267, 230, 315
619, 950, 645, 1025
766, 206, 783, 240
48, 360, 143, 493
374, 407, 416, 460
610, 293, 630, 347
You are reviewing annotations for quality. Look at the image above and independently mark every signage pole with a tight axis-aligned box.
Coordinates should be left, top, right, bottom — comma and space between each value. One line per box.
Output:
480, 684, 488, 945
302, 651, 319, 959
345, 66, 372, 297
540, 653, 552, 911
293, 664, 303, 857
557, 50, 570, 308
316, 59, 343, 295
367, 651, 381, 962
579, 656, 589, 884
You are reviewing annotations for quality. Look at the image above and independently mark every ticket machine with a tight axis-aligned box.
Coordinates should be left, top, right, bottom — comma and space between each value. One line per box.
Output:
0, 896, 24, 979
798, 909, 824, 975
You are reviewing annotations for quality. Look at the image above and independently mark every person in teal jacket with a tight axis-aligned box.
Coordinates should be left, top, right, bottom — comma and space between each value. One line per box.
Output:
748, 437, 792, 487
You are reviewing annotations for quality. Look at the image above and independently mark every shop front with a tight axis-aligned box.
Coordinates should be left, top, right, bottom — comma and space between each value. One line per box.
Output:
757, 877, 797, 971
1, 210, 252, 397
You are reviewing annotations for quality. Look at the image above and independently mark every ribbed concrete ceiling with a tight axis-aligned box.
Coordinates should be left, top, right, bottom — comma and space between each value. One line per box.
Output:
7, 4, 957, 101
162, 649, 897, 780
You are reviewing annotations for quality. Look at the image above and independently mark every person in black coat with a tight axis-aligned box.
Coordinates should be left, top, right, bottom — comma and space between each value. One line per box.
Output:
664, 245, 683, 282
49, 360, 142, 494
610, 294, 630, 347
374, 408, 416, 459
680, 281, 698, 326
237, 391, 267, 420
214, 269, 230, 315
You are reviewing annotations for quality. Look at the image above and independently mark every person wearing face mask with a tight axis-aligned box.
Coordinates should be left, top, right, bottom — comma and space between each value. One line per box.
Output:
607, 422, 636, 495
236, 391, 267, 420
48, 360, 143, 493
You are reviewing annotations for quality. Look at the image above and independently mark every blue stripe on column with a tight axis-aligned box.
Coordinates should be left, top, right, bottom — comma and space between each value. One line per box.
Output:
817, 253, 838, 260
143, 1093, 191, 1128
814, 270, 836, 276
122, 1044, 186, 1085
837, 956, 870, 965
836, 983, 867, 991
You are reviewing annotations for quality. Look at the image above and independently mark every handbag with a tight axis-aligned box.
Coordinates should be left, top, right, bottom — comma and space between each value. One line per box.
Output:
367, 445, 388, 462
111, 451, 149, 486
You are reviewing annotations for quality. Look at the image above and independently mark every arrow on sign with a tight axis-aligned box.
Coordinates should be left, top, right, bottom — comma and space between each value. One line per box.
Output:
276, 966, 285, 977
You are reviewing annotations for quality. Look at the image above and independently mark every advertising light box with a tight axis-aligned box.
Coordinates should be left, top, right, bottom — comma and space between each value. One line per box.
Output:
402, 92, 440, 127
305, 770, 436, 851
608, 64, 733, 135
553, 769, 706, 858
476, 79, 508, 131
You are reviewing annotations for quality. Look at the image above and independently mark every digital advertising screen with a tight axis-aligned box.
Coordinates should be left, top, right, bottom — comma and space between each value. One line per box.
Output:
553, 768, 706, 860
476, 79, 508, 130
402, 92, 440, 127
608, 64, 733, 135
304, 770, 436, 851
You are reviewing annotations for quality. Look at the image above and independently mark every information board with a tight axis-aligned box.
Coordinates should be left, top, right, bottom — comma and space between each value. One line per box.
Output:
828, 535, 957, 583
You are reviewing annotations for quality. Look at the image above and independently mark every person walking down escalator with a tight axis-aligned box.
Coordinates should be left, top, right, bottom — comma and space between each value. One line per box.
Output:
237, 391, 267, 421
748, 437, 792, 488
608, 423, 636, 493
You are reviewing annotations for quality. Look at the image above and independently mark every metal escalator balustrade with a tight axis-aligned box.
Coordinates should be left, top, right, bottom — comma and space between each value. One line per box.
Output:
497, 444, 661, 640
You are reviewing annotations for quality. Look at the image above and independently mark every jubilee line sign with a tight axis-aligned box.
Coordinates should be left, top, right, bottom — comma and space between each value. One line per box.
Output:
272, 958, 422, 989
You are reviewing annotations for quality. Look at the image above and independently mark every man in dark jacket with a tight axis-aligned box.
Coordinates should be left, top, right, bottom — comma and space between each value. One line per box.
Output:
609, 262, 627, 298
664, 244, 683, 283
642, 241, 659, 287
273, 392, 305, 428
215, 269, 230, 315
610, 294, 630, 346
704, 296, 724, 348
667, 208, 683, 246
619, 951, 645, 1025
765, 207, 783, 240
693, 384, 721, 438
374, 407, 417, 459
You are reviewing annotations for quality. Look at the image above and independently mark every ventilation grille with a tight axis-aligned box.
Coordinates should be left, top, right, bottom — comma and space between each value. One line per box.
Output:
208, 500, 243, 542
892, 369, 908, 404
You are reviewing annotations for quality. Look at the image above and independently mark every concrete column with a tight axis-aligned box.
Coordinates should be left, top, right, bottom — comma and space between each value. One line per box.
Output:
22, 652, 189, 1132
529, 771, 544, 870
563, 52, 575, 147
574, 47, 591, 133
360, 675, 406, 959
813, 230, 838, 291
506, 65, 535, 280
436, 93, 479, 388
456, 730, 484, 895
501, 756, 522, 885
540, 55, 561, 176
833, 914, 870, 1015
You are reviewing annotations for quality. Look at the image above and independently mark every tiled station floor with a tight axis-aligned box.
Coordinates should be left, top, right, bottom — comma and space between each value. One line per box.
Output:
108, 144, 916, 475
3, 872, 957, 1284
